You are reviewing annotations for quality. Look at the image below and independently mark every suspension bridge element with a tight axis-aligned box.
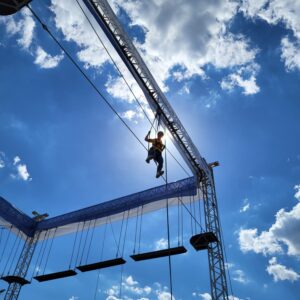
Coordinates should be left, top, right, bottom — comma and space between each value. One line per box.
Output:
0, 177, 197, 238
33, 270, 77, 282
0, 197, 36, 237
0, 276, 30, 286
190, 232, 218, 251
76, 257, 126, 272
0, 0, 31, 16
130, 246, 187, 262
35, 177, 198, 237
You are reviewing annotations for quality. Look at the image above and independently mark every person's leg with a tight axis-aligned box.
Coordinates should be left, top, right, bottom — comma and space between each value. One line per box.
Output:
155, 151, 164, 177
146, 147, 155, 163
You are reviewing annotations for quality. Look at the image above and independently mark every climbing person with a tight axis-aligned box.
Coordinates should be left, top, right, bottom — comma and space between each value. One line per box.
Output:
145, 130, 165, 178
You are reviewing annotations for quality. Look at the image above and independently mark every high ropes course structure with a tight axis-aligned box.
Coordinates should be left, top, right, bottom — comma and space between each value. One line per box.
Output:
0, 1, 231, 300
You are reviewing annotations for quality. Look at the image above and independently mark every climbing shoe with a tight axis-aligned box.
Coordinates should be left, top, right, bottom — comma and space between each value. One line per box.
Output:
156, 170, 164, 178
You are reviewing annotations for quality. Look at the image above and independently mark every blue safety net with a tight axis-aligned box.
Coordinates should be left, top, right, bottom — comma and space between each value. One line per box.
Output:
0, 177, 198, 237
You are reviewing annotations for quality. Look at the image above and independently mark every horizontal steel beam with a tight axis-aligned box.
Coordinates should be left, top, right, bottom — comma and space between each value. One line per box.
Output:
0, 177, 197, 237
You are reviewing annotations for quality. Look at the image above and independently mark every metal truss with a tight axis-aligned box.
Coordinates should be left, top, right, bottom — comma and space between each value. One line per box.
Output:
0, 1, 229, 299
4, 233, 40, 300
82, 1, 229, 298
202, 172, 229, 300
83, 0, 211, 180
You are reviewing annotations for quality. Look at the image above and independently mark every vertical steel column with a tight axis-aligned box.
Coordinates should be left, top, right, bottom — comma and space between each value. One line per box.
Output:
202, 171, 229, 300
4, 233, 40, 300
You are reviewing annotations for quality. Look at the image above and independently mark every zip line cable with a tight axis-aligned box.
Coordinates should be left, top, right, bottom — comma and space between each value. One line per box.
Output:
26, 11, 205, 290
27, 5, 147, 152
27, 5, 190, 192
27, 4, 171, 185
74, 0, 191, 177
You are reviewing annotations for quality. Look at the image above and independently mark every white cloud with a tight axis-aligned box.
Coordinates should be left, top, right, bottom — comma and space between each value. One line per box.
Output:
295, 185, 300, 201
114, 0, 258, 92
221, 63, 260, 95
0, 152, 5, 168
228, 296, 243, 300
240, 0, 300, 72
125, 276, 138, 286
266, 257, 300, 282
238, 228, 282, 255
13, 156, 21, 165
155, 238, 168, 250
106, 285, 120, 300
69, 297, 78, 300
199, 293, 212, 300
232, 269, 248, 284
105, 76, 136, 104
120, 275, 152, 298
281, 37, 300, 71
157, 291, 175, 300
50, 0, 111, 69
105, 75, 151, 122
1, 8, 35, 50
48, 0, 261, 97
0, 7, 63, 69
240, 0, 300, 39
239, 184, 300, 256
16, 164, 31, 181
240, 203, 250, 213
12, 156, 32, 181
34, 46, 64, 69
240, 199, 250, 213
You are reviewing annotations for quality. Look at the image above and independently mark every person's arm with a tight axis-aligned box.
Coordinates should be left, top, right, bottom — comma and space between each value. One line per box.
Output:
145, 131, 154, 142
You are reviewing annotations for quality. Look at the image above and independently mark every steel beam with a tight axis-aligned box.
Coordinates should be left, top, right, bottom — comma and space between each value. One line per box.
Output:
202, 172, 229, 300
83, 0, 211, 180
4, 233, 40, 300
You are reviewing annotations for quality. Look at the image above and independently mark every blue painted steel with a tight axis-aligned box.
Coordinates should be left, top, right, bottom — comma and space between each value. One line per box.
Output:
0, 177, 196, 236
0, 197, 35, 236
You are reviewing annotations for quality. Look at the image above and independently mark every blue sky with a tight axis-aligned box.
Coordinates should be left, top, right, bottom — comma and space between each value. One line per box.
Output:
0, 0, 300, 299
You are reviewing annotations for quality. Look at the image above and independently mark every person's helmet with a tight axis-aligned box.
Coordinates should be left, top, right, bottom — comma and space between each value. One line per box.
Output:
157, 131, 164, 137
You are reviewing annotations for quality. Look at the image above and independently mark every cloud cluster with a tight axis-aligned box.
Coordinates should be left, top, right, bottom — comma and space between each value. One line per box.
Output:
113, 0, 258, 94
34, 46, 64, 69
220, 63, 260, 95
232, 269, 248, 284
239, 185, 300, 257
2, 8, 35, 49
238, 184, 300, 281
266, 257, 300, 282
12, 155, 32, 181
0, 7, 64, 69
240, 198, 250, 213
50, 0, 111, 69
0, 152, 5, 168
240, 0, 300, 71
103, 275, 178, 300
0, 152, 32, 182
